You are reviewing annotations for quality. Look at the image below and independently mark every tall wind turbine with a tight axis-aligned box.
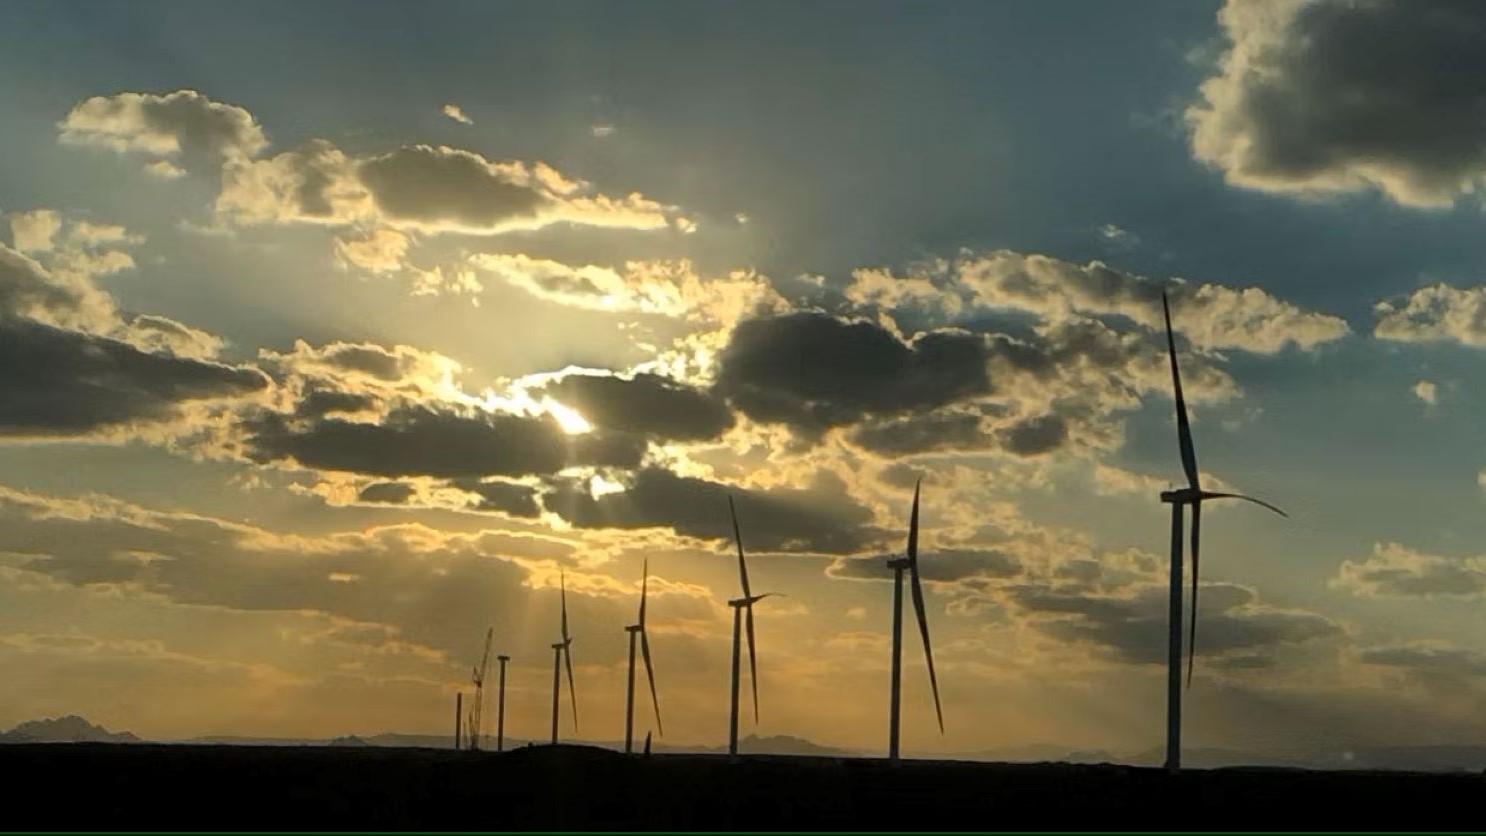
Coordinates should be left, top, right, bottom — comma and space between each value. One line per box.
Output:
624, 559, 663, 754
549, 571, 578, 745
467, 627, 494, 750
886, 479, 944, 761
726, 496, 779, 756
495, 654, 510, 752
1157, 291, 1287, 770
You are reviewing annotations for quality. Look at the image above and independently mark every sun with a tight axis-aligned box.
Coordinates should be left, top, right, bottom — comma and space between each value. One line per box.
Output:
541, 398, 593, 435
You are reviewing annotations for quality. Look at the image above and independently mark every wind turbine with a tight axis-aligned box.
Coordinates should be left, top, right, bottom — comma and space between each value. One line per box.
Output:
495, 654, 510, 752
1157, 290, 1286, 770
467, 627, 494, 750
726, 496, 779, 756
624, 559, 663, 754
886, 479, 944, 761
549, 571, 578, 745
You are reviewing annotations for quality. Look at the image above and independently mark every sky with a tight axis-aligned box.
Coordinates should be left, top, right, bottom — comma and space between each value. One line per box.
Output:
4, 0, 1486, 761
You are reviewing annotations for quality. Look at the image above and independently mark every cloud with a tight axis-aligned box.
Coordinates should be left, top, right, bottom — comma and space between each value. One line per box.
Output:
466, 255, 783, 323
452, 479, 542, 518
442, 104, 473, 125
0, 316, 267, 438
0, 243, 264, 439
1097, 223, 1140, 251
333, 228, 412, 274
217, 140, 687, 237
846, 409, 990, 456
1414, 379, 1438, 406
1333, 542, 1486, 598
355, 481, 416, 505
533, 371, 735, 441
121, 315, 226, 360
715, 312, 993, 433
1359, 641, 1486, 679
998, 413, 1069, 457
544, 466, 875, 554
1375, 283, 1486, 347
8, 209, 62, 254
0, 485, 592, 662
827, 547, 1022, 584
59, 89, 268, 171
242, 404, 642, 479
941, 251, 1350, 354
145, 160, 187, 179
1011, 579, 1341, 666
1186, 0, 1486, 207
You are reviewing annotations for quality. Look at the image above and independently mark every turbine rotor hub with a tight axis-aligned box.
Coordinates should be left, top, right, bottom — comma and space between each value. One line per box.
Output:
1160, 487, 1200, 503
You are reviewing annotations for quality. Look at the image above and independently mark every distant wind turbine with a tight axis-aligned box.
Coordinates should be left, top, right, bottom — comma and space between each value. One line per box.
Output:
624, 558, 663, 754
549, 571, 578, 745
886, 479, 943, 761
726, 496, 779, 756
1157, 291, 1287, 770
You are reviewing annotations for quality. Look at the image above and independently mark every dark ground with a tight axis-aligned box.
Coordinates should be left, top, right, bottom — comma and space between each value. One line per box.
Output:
4, 742, 1479, 830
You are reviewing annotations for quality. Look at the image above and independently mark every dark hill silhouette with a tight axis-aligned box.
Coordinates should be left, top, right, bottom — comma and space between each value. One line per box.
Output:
0, 715, 139, 744
5, 741, 1486, 830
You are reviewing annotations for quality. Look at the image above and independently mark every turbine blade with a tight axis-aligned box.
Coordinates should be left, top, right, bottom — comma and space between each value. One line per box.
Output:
745, 604, 760, 723
560, 570, 570, 642
909, 559, 945, 734
907, 479, 921, 564
564, 645, 578, 731
1200, 491, 1289, 518
641, 630, 662, 737
639, 558, 649, 627
1163, 292, 1201, 490
730, 495, 752, 599
1187, 501, 1201, 690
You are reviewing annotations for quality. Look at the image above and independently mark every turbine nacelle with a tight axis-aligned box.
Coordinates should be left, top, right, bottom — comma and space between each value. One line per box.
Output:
727, 593, 777, 608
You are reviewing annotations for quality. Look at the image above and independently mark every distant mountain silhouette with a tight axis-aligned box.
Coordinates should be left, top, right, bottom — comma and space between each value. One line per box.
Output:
0, 715, 140, 744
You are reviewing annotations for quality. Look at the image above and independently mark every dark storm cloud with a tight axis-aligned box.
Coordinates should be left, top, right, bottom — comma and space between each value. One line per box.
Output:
544, 466, 874, 554
715, 312, 992, 432
359, 145, 547, 228
999, 414, 1068, 457
536, 372, 735, 441
243, 404, 643, 478
1189, 0, 1486, 206
293, 387, 378, 418
356, 482, 416, 505
0, 316, 268, 436
452, 478, 542, 518
847, 410, 988, 455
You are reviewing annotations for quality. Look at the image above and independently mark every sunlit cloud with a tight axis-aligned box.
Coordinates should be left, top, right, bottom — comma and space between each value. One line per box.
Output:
442, 103, 473, 125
